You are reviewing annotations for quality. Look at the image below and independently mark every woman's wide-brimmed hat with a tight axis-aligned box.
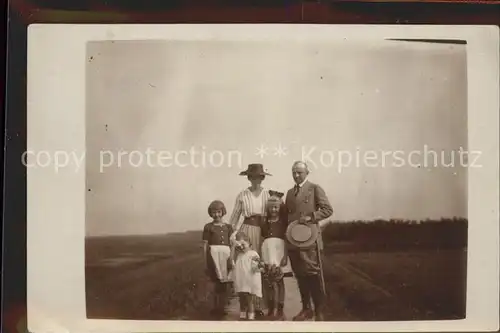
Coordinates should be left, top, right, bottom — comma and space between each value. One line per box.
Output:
239, 163, 272, 176
286, 220, 319, 248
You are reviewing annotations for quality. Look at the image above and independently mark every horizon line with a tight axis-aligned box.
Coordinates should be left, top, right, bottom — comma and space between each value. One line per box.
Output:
85, 216, 468, 238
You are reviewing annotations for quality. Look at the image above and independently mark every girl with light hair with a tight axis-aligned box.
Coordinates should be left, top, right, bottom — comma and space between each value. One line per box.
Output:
259, 194, 290, 320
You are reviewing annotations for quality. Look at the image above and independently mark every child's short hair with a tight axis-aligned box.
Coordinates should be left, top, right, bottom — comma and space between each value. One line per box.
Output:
235, 232, 251, 246
208, 200, 227, 218
266, 196, 282, 211
267, 195, 282, 204
266, 196, 286, 219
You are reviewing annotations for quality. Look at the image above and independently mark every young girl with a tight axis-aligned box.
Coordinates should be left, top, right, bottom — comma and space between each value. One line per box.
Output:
260, 195, 289, 320
232, 232, 264, 320
202, 200, 234, 318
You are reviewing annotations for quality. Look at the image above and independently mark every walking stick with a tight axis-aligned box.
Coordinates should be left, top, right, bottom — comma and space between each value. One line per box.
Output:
316, 232, 327, 296
304, 212, 327, 296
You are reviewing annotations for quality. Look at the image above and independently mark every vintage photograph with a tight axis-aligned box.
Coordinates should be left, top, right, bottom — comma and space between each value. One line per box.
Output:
84, 38, 469, 322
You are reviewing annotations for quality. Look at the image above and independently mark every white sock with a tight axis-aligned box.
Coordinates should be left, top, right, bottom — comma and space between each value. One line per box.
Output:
248, 312, 255, 320
239, 312, 246, 319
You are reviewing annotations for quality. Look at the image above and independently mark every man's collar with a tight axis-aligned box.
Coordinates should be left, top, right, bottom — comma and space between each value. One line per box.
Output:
297, 178, 308, 188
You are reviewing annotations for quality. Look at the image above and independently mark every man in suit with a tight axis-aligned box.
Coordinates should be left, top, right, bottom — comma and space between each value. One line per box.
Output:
285, 161, 333, 321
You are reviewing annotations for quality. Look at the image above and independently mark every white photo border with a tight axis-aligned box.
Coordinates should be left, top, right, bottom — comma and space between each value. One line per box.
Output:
26, 24, 499, 333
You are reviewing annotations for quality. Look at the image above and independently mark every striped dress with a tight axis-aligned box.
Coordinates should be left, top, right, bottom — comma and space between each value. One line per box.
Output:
229, 187, 271, 311
228, 187, 271, 254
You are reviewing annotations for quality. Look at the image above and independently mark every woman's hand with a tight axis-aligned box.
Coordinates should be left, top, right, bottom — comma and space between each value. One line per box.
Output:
280, 256, 288, 267
227, 258, 235, 271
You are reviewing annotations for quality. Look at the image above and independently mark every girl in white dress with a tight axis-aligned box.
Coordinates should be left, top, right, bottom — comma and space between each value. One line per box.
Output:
232, 232, 264, 320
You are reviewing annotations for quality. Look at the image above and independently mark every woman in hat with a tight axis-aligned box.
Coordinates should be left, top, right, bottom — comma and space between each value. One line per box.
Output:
228, 163, 273, 318
202, 200, 234, 318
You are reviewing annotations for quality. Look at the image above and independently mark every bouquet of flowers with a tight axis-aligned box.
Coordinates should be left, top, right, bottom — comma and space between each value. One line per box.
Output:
262, 264, 284, 286
250, 256, 266, 273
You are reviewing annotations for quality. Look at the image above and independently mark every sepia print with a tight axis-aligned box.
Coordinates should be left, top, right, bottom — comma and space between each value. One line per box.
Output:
84, 38, 468, 322
25, 25, 498, 333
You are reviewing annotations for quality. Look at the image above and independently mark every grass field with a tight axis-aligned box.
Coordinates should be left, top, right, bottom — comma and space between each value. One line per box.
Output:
322, 248, 466, 320
85, 219, 467, 321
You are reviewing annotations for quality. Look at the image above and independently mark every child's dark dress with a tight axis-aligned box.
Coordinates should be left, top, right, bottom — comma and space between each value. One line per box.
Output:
202, 222, 233, 282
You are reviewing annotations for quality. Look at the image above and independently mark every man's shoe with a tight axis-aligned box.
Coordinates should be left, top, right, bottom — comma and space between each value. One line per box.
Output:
209, 308, 224, 319
292, 309, 314, 321
314, 311, 325, 321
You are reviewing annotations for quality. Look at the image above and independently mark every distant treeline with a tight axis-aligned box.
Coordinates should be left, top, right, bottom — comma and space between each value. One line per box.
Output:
322, 217, 468, 251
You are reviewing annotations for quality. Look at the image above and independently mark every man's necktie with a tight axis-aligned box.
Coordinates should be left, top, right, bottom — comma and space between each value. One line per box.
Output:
294, 184, 300, 196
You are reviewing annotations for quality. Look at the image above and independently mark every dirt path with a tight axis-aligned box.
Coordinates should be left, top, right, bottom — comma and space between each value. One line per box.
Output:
223, 273, 359, 321
224, 277, 302, 321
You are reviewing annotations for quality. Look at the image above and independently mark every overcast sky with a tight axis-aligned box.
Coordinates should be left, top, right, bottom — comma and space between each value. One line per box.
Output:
85, 39, 467, 236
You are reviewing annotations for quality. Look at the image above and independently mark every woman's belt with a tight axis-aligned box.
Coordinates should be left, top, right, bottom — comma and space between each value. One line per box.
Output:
243, 215, 263, 227
263, 234, 286, 240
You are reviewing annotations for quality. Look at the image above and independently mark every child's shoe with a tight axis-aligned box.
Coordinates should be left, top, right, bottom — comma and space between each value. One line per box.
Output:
275, 303, 285, 321
266, 304, 275, 320
239, 312, 247, 321
254, 309, 265, 320
247, 312, 255, 320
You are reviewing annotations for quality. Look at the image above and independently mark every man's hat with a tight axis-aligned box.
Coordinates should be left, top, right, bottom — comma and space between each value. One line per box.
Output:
239, 163, 272, 176
286, 220, 319, 248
